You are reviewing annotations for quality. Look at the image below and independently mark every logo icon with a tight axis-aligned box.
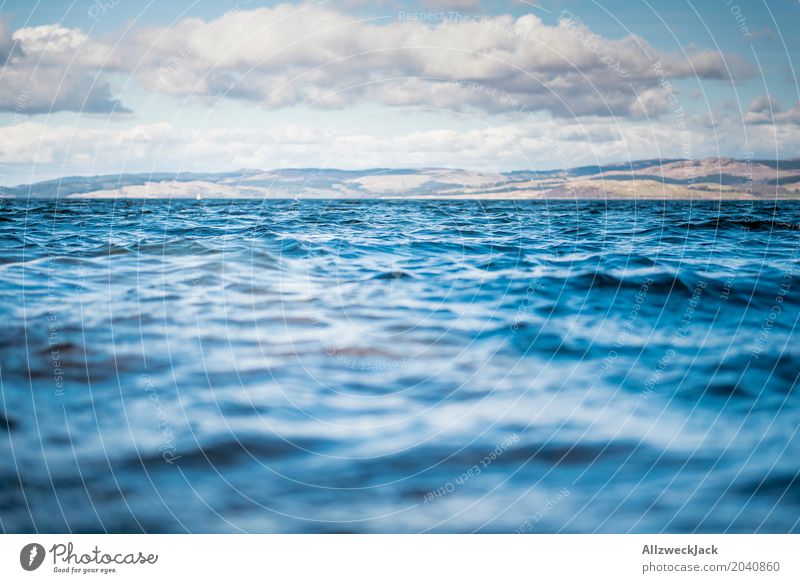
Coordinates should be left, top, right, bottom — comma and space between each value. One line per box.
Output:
20, 543, 46, 571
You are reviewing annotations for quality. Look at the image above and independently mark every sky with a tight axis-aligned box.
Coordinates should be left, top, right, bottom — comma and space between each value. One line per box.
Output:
0, 0, 798, 185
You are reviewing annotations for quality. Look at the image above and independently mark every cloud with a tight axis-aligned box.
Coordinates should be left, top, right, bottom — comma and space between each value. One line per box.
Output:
0, 4, 752, 119
0, 24, 127, 113
124, 6, 748, 119
749, 95, 783, 114
744, 95, 800, 125
128, 5, 749, 117
3, 112, 796, 185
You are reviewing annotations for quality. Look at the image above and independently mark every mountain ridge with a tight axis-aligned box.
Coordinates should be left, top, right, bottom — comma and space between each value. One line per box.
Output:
4, 158, 800, 199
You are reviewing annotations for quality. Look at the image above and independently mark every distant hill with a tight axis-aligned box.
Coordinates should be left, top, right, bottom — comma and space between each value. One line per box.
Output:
3, 158, 800, 199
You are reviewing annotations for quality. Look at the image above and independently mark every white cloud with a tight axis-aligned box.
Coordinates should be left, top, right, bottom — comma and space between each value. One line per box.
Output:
124, 6, 748, 119
1, 4, 794, 179
0, 23, 126, 113
0, 5, 752, 119
2, 113, 796, 185
744, 95, 800, 126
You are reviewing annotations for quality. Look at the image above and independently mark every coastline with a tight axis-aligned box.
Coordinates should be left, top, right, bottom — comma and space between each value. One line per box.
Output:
4, 158, 800, 200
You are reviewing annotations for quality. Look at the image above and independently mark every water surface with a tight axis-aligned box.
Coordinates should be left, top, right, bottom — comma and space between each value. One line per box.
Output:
1, 199, 798, 532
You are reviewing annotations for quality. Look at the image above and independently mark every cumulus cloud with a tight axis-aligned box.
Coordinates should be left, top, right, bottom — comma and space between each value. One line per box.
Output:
745, 96, 800, 126
0, 4, 753, 119
0, 24, 127, 113
124, 6, 750, 119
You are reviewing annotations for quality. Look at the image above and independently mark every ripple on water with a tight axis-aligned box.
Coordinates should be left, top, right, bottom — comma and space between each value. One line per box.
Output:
0, 199, 798, 533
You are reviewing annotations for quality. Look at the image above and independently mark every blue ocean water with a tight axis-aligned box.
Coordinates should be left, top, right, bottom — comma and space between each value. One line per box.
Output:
0, 199, 798, 533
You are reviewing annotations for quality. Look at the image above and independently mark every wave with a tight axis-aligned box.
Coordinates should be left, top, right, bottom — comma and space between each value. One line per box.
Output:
2, 199, 799, 533
679, 217, 800, 231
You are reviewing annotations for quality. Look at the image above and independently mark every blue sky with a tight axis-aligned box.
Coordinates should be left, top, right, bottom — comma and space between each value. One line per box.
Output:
0, 0, 798, 184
